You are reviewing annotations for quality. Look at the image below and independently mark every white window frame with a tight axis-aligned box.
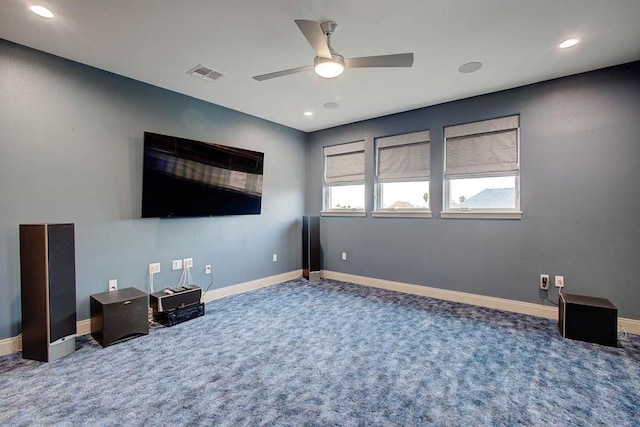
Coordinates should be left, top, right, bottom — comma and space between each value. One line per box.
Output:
442, 115, 522, 219
373, 130, 431, 218
321, 141, 366, 217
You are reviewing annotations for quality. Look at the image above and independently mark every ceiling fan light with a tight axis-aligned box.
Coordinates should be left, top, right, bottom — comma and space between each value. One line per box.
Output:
314, 55, 345, 78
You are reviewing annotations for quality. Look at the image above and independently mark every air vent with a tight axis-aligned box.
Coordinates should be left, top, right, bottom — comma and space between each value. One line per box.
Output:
187, 65, 225, 82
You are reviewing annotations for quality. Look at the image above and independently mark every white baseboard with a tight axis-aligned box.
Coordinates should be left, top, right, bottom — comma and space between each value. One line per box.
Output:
77, 319, 92, 336
0, 319, 94, 357
321, 270, 640, 335
0, 270, 303, 357
620, 318, 640, 336
3, 269, 636, 357
202, 269, 302, 303
0, 335, 22, 357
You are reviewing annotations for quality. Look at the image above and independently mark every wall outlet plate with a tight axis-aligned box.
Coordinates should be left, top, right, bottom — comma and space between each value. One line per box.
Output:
540, 274, 549, 290
205, 265, 212, 274
272, 254, 278, 262
341, 252, 347, 261
183, 258, 193, 269
555, 275, 565, 288
149, 263, 161, 274
108, 279, 117, 291
172, 259, 183, 270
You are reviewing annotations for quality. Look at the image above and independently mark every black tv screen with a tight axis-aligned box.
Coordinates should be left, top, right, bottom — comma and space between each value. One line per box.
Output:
142, 132, 264, 218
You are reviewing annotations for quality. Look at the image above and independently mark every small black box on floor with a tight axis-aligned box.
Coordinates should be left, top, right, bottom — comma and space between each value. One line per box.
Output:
559, 293, 617, 347
154, 303, 205, 327
91, 287, 149, 347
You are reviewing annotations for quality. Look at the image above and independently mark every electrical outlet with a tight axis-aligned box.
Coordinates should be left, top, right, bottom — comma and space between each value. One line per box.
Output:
272, 254, 278, 262
540, 274, 549, 290
341, 252, 347, 261
205, 265, 211, 274
172, 259, 182, 270
149, 263, 160, 274
555, 275, 565, 288
183, 258, 193, 269
108, 279, 117, 291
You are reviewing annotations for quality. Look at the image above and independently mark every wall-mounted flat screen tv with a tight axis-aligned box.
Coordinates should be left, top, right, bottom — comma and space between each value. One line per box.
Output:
142, 132, 264, 218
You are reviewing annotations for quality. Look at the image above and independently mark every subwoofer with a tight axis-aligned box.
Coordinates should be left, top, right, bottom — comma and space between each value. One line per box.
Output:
559, 293, 617, 347
19, 224, 77, 362
91, 287, 149, 347
302, 216, 320, 281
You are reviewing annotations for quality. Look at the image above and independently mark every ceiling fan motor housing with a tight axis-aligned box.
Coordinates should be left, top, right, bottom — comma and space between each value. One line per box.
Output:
320, 21, 338, 35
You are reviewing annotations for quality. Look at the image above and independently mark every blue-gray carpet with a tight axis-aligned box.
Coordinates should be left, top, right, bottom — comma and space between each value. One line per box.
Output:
1, 279, 639, 426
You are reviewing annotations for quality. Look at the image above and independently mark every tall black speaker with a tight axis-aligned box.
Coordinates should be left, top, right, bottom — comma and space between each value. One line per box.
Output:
20, 224, 77, 362
302, 216, 320, 281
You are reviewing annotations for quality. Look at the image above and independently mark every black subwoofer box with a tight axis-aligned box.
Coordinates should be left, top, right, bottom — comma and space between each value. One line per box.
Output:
559, 293, 617, 347
91, 287, 149, 347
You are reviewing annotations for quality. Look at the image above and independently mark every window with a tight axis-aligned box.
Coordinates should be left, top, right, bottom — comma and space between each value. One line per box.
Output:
374, 130, 431, 218
322, 141, 365, 215
443, 115, 521, 219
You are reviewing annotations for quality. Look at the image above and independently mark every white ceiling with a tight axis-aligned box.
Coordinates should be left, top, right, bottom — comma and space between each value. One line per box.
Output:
1, 0, 640, 132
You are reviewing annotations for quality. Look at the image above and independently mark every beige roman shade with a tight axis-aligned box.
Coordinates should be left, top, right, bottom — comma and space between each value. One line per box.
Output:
324, 141, 365, 184
376, 130, 430, 182
445, 115, 519, 177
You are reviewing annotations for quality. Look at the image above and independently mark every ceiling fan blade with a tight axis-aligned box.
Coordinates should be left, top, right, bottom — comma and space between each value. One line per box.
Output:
253, 65, 313, 81
294, 19, 332, 59
345, 53, 414, 68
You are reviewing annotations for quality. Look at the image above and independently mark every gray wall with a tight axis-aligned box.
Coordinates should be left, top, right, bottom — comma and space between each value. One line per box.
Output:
306, 61, 640, 320
0, 39, 306, 339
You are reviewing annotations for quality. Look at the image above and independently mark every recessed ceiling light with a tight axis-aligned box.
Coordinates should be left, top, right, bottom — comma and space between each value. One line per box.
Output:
458, 62, 483, 74
558, 38, 580, 49
323, 102, 340, 109
29, 5, 55, 19
303, 111, 313, 116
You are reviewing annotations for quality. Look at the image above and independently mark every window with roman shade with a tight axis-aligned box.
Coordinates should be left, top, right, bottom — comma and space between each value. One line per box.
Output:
374, 130, 431, 217
322, 141, 366, 214
443, 115, 521, 218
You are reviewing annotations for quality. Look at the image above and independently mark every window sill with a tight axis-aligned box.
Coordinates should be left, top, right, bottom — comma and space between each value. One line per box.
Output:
320, 210, 367, 217
440, 210, 523, 220
372, 210, 432, 218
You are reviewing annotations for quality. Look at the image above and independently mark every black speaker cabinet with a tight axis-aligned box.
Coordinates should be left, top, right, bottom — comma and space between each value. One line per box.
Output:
559, 293, 617, 347
19, 224, 77, 362
303, 216, 320, 281
91, 287, 149, 347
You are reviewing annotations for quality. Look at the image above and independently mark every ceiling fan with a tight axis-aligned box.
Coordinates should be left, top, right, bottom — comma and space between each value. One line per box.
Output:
252, 20, 414, 81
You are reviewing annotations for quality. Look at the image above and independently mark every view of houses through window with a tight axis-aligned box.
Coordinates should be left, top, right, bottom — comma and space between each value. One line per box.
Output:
327, 176, 516, 210
326, 184, 365, 210
448, 176, 516, 209
379, 181, 429, 209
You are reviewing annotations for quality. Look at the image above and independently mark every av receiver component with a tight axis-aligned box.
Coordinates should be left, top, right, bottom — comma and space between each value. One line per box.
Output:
149, 286, 202, 313
154, 302, 205, 327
